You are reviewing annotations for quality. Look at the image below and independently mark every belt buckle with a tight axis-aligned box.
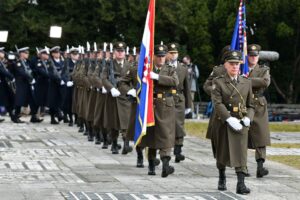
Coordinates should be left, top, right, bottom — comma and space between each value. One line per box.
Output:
233, 107, 239, 112
157, 94, 163, 99
171, 89, 177, 94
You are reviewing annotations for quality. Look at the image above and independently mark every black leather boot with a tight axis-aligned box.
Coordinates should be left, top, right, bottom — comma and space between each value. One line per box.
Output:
218, 169, 227, 191
174, 145, 185, 163
236, 172, 251, 195
122, 137, 133, 155
30, 115, 43, 123
154, 158, 160, 166
63, 114, 69, 123
111, 140, 119, 154
83, 123, 89, 136
136, 146, 144, 168
56, 111, 64, 122
87, 128, 94, 142
161, 156, 175, 178
50, 114, 59, 124
95, 130, 102, 145
102, 131, 108, 149
256, 159, 269, 178
148, 159, 156, 175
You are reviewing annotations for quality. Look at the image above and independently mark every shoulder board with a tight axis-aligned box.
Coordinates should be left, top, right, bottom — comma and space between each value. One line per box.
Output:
259, 64, 270, 70
240, 75, 249, 79
215, 75, 224, 79
213, 64, 222, 69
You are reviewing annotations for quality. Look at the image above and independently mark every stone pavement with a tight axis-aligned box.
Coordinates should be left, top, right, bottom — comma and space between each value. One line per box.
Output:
0, 116, 300, 200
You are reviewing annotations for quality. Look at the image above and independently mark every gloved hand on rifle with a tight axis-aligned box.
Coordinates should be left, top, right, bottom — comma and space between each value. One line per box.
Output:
102, 86, 107, 94
110, 87, 120, 97
66, 81, 73, 87
127, 88, 136, 98
60, 80, 65, 86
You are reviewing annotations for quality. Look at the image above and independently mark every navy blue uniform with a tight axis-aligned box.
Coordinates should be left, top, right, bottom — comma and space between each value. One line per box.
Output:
34, 59, 49, 107
13, 59, 38, 117
47, 58, 66, 121
62, 58, 75, 115
0, 61, 15, 116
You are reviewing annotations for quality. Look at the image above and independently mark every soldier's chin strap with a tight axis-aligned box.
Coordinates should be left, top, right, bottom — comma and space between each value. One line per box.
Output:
229, 82, 247, 119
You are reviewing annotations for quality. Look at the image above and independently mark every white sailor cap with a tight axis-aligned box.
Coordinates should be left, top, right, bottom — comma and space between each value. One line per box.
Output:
50, 46, 60, 52
18, 47, 29, 53
39, 47, 50, 54
69, 47, 80, 54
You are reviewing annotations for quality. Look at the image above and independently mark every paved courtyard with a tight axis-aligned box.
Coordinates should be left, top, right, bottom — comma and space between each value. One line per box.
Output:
0, 116, 299, 200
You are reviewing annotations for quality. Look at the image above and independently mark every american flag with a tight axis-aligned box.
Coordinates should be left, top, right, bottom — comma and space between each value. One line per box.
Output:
230, 0, 249, 76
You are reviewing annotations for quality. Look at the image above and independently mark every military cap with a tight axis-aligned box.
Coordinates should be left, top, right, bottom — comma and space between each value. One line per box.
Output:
0, 47, 5, 53
114, 42, 126, 51
39, 47, 49, 54
50, 46, 60, 53
18, 47, 29, 53
220, 45, 231, 63
248, 44, 261, 56
167, 43, 179, 53
154, 44, 168, 56
223, 50, 243, 63
69, 47, 80, 54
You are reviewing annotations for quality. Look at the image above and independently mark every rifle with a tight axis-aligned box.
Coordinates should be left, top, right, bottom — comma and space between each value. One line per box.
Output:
108, 43, 118, 87
0, 61, 16, 93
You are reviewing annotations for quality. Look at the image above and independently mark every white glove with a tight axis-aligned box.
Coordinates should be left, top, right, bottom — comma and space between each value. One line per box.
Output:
185, 108, 192, 115
127, 88, 136, 98
102, 86, 107, 94
241, 117, 250, 127
150, 71, 159, 80
226, 117, 243, 131
110, 87, 120, 97
30, 79, 36, 85
66, 81, 73, 87
60, 80, 65, 85
11, 78, 15, 83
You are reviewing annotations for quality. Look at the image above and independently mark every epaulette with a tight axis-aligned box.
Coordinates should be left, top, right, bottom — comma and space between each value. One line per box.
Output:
213, 64, 223, 69
259, 64, 270, 70
240, 75, 249, 79
215, 75, 224, 79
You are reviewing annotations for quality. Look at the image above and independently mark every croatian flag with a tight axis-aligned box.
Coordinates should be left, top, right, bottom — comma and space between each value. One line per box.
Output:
230, 0, 249, 76
134, 0, 155, 145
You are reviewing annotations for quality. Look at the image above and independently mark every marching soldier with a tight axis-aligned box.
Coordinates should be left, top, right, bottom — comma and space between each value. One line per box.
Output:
139, 44, 179, 177
0, 47, 16, 122
102, 42, 133, 155
210, 50, 254, 194
92, 47, 109, 147
119, 48, 161, 168
13, 47, 43, 123
72, 47, 86, 133
203, 45, 230, 143
247, 44, 270, 178
167, 43, 192, 163
34, 48, 50, 111
118, 56, 141, 165
79, 48, 92, 137
85, 47, 98, 141
48, 46, 66, 124
62, 47, 79, 126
